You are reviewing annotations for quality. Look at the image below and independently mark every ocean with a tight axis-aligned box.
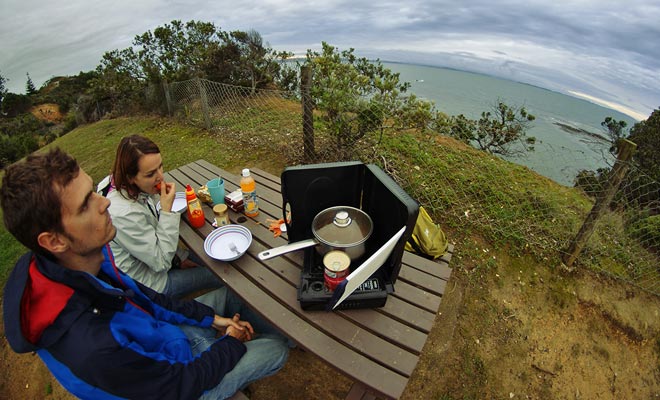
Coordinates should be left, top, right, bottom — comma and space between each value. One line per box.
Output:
383, 62, 640, 186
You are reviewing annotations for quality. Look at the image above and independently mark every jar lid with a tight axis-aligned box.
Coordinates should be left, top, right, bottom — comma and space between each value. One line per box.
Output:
213, 204, 228, 215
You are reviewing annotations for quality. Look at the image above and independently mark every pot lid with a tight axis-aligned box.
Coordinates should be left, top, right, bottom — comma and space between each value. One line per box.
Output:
312, 206, 373, 247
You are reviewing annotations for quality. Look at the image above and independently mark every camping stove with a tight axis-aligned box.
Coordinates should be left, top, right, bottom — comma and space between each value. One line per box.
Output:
280, 162, 419, 311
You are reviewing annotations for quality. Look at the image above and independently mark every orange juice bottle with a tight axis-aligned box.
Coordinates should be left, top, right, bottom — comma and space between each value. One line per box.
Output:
185, 184, 205, 228
240, 169, 259, 217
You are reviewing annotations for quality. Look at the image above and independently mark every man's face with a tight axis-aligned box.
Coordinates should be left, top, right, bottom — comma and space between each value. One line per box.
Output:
58, 169, 116, 257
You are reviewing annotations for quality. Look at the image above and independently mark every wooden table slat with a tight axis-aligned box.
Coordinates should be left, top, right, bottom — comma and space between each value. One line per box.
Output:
397, 267, 448, 297
390, 280, 441, 314
402, 249, 453, 280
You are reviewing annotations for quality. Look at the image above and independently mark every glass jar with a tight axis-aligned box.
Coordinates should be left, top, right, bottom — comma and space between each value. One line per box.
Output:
213, 204, 230, 226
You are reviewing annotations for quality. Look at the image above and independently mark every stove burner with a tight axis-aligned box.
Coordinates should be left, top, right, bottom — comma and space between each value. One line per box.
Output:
298, 247, 388, 310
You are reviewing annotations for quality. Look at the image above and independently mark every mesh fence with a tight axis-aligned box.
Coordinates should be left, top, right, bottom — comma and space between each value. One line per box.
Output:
147, 76, 660, 296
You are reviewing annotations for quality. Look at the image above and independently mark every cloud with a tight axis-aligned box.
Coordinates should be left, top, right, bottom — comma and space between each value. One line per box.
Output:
1, 0, 658, 119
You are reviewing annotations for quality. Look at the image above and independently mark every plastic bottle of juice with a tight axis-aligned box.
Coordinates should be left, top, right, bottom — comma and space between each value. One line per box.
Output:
185, 184, 205, 228
240, 168, 259, 217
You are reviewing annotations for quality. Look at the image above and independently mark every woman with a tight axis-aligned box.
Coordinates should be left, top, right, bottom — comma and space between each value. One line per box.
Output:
107, 134, 221, 298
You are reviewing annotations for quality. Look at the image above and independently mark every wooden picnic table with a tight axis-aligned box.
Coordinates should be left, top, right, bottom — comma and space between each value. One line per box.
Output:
165, 160, 454, 400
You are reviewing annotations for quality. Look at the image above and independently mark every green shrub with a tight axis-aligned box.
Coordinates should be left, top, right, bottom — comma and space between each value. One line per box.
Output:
629, 215, 660, 252
0, 132, 39, 167
61, 112, 78, 135
1, 93, 32, 117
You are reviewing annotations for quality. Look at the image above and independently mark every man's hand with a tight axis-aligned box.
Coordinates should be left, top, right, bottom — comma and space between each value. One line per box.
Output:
212, 313, 254, 342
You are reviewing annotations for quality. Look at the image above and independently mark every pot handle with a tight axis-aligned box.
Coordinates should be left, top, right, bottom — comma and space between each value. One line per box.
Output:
257, 238, 318, 260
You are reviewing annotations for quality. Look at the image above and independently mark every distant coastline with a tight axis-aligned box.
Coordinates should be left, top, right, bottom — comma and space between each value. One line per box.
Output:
552, 122, 610, 143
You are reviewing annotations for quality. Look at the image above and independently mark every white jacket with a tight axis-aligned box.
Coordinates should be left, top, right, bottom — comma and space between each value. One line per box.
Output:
107, 188, 181, 292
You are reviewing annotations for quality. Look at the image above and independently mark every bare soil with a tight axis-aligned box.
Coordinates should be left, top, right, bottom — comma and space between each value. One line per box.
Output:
30, 103, 64, 124
2, 245, 660, 399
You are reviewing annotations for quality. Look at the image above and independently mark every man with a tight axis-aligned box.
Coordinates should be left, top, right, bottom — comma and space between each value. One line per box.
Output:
1, 148, 288, 399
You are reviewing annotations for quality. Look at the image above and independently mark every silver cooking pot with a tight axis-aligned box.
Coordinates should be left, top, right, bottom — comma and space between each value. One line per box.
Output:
257, 206, 373, 261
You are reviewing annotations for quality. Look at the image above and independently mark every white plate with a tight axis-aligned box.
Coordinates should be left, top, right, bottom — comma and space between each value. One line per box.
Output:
157, 192, 187, 214
204, 225, 253, 261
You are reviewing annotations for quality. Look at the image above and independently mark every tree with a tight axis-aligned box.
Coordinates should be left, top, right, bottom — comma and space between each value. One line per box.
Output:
0, 70, 7, 108
580, 109, 660, 214
628, 108, 660, 182
447, 101, 536, 156
574, 168, 609, 197
601, 116, 628, 154
93, 20, 294, 115
92, 47, 146, 114
132, 20, 222, 83
230, 29, 294, 92
305, 42, 432, 148
26, 73, 37, 95
1, 92, 32, 117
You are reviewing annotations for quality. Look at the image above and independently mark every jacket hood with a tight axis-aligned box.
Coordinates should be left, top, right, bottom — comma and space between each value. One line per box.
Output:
2, 248, 124, 353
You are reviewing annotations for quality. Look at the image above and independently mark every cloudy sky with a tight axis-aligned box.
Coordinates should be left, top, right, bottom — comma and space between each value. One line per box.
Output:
1, 0, 658, 120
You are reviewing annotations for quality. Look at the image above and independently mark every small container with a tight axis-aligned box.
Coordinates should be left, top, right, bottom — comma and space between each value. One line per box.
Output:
213, 204, 230, 226
185, 184, 205, 229
323, 250, 351, 291
224, 189, 244, 213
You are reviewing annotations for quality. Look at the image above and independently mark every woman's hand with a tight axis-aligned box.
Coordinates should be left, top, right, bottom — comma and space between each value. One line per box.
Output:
158, 181, 176, 212
213, 313, 254, 342
180, 258, 199, 269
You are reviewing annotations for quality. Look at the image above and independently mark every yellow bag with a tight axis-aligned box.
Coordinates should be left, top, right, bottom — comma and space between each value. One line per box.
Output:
405, 206, 448, 259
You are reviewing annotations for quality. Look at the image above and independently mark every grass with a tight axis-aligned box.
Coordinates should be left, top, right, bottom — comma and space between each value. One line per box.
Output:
373, 129, 659, 288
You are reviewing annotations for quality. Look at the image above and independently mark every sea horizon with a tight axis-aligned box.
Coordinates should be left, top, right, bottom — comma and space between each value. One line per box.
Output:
381, 60, 646, 122
380, 62, 639, 186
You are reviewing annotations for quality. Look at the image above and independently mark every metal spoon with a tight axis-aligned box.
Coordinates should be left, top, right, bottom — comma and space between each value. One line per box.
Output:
229, 242, 240, 255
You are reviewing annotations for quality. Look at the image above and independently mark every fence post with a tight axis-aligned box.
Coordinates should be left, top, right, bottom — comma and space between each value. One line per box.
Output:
195, 77, 212, 129
301, 66, 315, 161
563, 139, 637, 267
162, 80, 173, 116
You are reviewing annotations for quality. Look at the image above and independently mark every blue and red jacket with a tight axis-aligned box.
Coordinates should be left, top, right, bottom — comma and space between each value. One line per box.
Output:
2, 245, 246, 399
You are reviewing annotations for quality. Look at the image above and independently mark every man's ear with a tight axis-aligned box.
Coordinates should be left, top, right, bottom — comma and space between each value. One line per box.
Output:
37, 231, 69, 254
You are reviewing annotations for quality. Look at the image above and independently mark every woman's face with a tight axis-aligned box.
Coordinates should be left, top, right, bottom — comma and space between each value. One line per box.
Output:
130, 153, 164, 195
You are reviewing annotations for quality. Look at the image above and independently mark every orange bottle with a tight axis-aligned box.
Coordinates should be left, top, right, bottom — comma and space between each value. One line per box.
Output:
240, 168, 259, 217
185, 184, 205, 228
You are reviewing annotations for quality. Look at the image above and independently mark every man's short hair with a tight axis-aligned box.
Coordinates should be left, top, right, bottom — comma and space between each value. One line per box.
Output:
1, 148, 80, 255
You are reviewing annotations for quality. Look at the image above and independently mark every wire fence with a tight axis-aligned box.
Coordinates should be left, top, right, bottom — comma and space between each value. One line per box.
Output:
146, 76, 660, 296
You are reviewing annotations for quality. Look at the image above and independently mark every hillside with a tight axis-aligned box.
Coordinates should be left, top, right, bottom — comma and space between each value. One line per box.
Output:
1, 116, 659, 400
